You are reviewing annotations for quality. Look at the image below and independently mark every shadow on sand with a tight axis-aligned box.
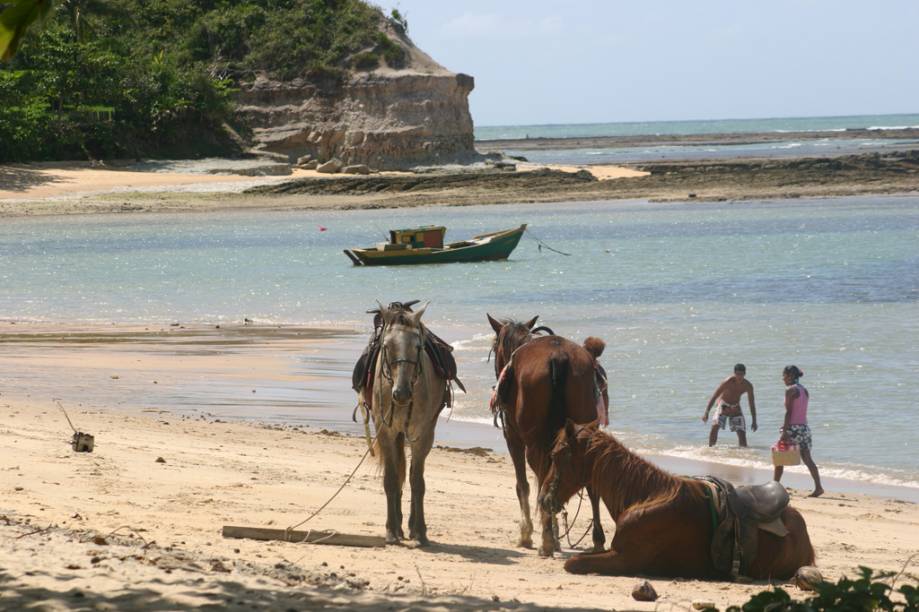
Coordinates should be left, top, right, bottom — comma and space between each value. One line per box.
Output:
416, 540, 529, 566
0, 165, 67, 193
0, 568, 600, 611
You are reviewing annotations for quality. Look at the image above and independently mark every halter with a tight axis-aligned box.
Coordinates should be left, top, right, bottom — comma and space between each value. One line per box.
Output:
378, 321, 425, 430
380, 326, 424, 388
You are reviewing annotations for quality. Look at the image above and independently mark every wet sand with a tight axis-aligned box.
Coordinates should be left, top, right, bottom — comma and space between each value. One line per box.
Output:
2, 323, 916, 503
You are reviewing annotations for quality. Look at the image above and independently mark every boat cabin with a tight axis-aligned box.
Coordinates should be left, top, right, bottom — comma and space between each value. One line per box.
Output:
388, 226, 446, 249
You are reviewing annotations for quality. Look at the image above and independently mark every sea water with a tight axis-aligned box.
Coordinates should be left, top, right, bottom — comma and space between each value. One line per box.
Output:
1, 196, 917, 489
476, 113, 919, 165
475, 113, 919, 140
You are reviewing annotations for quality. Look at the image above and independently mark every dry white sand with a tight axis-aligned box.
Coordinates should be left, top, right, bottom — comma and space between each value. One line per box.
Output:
1, 395, 916, 611
536, 163, 650, 180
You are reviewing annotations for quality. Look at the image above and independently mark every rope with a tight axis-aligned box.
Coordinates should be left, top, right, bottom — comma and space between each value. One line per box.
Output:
560, 489, 595, 549
525, 229, 571, 256
286, 437, 375, 533
54, 399, 78, 434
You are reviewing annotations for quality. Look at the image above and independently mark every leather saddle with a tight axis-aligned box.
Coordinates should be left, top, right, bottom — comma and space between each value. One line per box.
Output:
351, 301, 464, 412
730, 480, 789, 523
701, 477, 790, 579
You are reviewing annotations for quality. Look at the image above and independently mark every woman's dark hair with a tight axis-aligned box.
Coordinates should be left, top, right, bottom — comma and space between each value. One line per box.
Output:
783, 365, 804, 381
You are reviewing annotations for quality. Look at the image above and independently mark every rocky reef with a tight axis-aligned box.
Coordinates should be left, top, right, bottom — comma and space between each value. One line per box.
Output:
235, 24, 477, 170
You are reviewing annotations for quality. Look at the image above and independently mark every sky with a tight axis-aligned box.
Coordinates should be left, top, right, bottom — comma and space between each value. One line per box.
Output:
375, 1, 919, 127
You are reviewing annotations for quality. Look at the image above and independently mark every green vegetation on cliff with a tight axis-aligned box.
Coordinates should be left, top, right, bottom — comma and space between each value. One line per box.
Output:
0, 0, 406, 162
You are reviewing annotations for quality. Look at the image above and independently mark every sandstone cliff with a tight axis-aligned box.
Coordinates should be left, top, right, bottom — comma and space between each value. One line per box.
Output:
235, 22, 476, 169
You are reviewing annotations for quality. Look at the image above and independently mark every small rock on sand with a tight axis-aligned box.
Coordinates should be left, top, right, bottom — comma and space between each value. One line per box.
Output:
632, 580, 658, 601
795, 566, 824, 591
155, 457, 166, 464
343, 164, 371, 175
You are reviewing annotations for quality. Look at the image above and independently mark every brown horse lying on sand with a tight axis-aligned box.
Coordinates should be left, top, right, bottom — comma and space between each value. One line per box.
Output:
545, 420, 815, 579
489, 314, 609, 556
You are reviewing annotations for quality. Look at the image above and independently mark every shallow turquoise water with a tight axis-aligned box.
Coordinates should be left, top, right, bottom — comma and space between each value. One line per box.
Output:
1, 195, 917, 487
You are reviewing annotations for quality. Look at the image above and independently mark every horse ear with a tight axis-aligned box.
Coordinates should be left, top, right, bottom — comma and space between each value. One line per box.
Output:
487, 313, 503, 334
410, 301, 429, 325
525, 315, 539, 329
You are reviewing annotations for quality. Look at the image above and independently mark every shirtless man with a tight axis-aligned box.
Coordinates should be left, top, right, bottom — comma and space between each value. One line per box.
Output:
702, 363, 757, 447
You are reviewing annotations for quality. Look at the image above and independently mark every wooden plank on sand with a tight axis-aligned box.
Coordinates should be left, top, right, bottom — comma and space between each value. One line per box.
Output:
222, 526, 385, 548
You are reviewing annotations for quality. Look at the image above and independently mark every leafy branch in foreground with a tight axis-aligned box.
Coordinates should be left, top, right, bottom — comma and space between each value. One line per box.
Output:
719, 566, 918, 612
0, 0, 54, 61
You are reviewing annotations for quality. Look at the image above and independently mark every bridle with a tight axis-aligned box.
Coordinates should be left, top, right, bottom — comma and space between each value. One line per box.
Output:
380, 338, 424, 388
378, 322, 425, 429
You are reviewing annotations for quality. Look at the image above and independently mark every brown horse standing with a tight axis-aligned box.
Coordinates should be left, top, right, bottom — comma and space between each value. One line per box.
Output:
546, 420, 815, 579
488, 314, 609, 556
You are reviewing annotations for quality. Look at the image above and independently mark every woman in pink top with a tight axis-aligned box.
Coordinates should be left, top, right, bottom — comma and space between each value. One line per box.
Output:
773, 365, 824, 497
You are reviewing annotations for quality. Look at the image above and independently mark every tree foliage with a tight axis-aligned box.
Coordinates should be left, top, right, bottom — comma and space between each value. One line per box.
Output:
0, 0, 401, 161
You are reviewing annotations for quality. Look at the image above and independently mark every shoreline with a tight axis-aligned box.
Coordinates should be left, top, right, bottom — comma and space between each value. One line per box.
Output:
1, 397, 916, 610
2, 322, 916, 504
1, 149, 918, 218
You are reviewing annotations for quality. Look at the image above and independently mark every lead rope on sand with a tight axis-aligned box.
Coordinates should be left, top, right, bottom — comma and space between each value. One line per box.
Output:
285, 434, 376, 535
560, 489, 594, 549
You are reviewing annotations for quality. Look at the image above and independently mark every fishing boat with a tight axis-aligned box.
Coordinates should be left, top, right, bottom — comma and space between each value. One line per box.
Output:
344, 224, 526, 266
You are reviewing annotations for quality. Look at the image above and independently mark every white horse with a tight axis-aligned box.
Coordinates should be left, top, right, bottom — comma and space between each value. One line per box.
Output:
371, 302, 446, 546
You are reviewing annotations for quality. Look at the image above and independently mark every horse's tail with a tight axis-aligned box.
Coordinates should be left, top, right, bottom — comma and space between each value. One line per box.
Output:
548, 353, 570, 444
373, 434, 406, 488
583, 336, 606, 359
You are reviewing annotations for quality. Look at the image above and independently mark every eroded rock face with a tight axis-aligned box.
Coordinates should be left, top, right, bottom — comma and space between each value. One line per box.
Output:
235, 30, 477, 169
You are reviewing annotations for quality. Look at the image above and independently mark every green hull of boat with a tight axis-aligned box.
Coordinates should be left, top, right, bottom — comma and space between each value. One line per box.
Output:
344, 225, 526, 266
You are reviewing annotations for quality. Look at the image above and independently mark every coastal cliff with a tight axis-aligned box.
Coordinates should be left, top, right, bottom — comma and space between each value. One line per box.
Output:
1, 1, 475, 167
236, 23, 477, 169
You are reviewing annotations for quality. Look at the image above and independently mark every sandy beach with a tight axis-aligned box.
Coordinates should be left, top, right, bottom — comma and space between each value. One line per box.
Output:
1, 396, 917, 611
1, 324, 917, 610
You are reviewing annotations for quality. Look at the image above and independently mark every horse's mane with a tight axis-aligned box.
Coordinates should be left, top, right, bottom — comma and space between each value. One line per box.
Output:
583, 429, 705, 519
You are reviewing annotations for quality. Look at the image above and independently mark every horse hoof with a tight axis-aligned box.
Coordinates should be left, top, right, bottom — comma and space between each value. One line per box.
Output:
385, 531, 401, 545
415, 535, 430, 547
538, 547, 554, 558
517, 537, 534, 549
